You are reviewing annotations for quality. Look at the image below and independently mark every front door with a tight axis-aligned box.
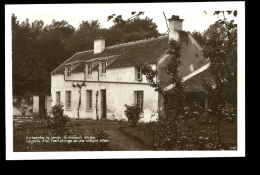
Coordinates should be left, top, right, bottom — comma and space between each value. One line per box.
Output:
101, 90, 107, 118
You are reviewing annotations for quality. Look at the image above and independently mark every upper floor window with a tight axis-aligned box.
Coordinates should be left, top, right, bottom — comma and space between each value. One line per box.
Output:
66, 66, 72, 76
101, 62, 107, 74
87, 63, 93, 74
137, 67, 142, 80
135, 67, 142, 81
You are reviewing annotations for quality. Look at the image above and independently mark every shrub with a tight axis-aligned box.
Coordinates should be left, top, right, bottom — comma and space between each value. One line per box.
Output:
47, 104, 70, 136
39, 107, 49, 119
124, 104, 143, 126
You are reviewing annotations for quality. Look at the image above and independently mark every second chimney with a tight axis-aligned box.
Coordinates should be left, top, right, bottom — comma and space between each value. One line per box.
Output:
94, 36, 106, 54
167, 15, 184, 41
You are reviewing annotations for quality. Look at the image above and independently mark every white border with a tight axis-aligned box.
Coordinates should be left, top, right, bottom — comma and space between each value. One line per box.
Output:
5, 2, 245, 159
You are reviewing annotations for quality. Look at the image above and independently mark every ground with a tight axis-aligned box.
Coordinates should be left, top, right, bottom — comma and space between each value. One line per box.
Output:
13, 118, 152, 151
69, 119, 152, 151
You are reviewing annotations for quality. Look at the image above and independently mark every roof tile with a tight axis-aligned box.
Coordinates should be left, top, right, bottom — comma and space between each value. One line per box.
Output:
50, 35, 169, 75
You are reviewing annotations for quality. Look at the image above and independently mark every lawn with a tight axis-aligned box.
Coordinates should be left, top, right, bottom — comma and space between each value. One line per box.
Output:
13, 118, 152, 152
13, 113, 237, 152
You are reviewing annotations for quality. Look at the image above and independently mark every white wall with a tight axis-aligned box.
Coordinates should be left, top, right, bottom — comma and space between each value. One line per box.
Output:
45, 95, 52, 113
33, 95, 39, 113
51, 72, 159, 122
13, 105, 33, 116
84, 64, 156, 83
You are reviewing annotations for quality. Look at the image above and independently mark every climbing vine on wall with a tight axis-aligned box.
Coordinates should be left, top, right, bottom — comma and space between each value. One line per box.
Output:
72, 82, 86, 119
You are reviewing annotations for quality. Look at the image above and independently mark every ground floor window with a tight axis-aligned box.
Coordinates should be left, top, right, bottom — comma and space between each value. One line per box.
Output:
66, 91, 71, 109
56, 91, 60, 105
134, 91, 144, 109
86, 90, 92, 110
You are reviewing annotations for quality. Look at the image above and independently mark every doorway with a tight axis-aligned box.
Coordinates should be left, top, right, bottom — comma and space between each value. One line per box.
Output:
101, 89, 107, 119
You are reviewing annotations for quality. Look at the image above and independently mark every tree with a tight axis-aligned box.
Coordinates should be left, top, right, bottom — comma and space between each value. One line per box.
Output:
107, 12, 160, 44
202, 19, 237, 107
191, 30, 207, 47
141, 39, 186, 149
65, 20, 101, 53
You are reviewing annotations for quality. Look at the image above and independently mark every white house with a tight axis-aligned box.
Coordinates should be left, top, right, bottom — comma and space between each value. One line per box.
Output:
50, 15, 209, 122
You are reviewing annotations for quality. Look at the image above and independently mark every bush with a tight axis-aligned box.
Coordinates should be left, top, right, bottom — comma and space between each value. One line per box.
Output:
124, 104, 143, 126
47, 104, 70, 136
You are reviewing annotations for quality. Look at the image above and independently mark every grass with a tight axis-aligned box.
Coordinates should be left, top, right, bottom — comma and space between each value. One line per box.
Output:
13, 118, 151, 152
13, 114, 237, 152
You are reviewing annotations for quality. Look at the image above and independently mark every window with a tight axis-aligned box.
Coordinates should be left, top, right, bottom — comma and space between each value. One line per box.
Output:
86, 90, 92, 110
137, 67, 142, 81
134, 91, 143, 109
66, 91, 71, 109
56, 91, 60, 105
87, 63, 92, 74
66, 66, 72, 76
101, 62, 107, 73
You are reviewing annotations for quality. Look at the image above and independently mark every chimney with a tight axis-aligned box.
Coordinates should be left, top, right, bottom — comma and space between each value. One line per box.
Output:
94, 36, 106, 54
167, 15, 184, 41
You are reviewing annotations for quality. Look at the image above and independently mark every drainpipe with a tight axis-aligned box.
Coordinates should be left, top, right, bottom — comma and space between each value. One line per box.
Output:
96, 90, 99, 120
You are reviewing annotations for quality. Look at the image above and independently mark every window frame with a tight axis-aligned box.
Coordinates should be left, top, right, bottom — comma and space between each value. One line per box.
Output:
66, 91, 71, 109
101, 62, 107, 74
87, 63, 93, 75
137, 67, 142, 81
66, 66, 72, 77
134, 91, 144, 110
86, 90, 93, 110
56, 91, 61, 105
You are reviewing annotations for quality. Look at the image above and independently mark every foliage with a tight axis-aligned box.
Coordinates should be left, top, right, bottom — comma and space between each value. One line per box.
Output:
72, 82, 86, 119
107, 11, 145, 25
124, 104, 143, 126
120, 103, 237, 150
13, 92, 33, 117
12, 13, 161, 96
39, 107, 49, 119
202, 19, 237, 106
47, 104, 70, 136
107, 12, 160, 44
13, 119, 110, 151
191, 30, 207, 47
212, 10, 237, 19
141, 39, 186, 149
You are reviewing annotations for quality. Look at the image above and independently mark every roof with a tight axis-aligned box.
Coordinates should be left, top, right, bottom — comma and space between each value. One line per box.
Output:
51, 35, 169, 75
182, 64, 214, 92
164, 63, 215, 92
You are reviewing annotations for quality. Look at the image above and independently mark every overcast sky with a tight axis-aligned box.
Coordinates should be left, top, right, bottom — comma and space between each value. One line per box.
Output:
7, 2, 241, 34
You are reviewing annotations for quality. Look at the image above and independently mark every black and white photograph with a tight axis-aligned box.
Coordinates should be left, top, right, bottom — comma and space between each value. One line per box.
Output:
5, 2, 245, 159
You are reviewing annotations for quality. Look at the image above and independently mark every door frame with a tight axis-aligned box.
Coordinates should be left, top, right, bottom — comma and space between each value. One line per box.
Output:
100, 89, 107, 119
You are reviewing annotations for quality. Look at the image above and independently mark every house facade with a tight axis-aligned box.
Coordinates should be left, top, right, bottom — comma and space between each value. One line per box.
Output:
50, 15, 208, 122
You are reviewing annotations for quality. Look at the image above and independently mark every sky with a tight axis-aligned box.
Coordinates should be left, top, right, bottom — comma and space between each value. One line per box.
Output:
7, 2, 240, 34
